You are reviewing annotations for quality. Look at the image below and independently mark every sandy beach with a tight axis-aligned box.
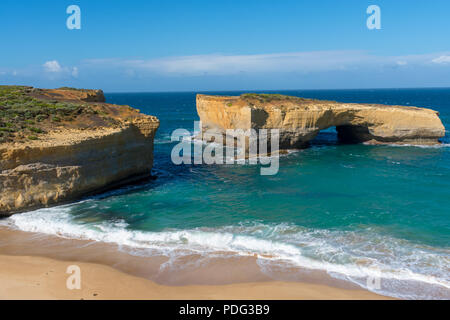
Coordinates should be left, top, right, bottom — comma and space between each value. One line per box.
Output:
0, 254, 388, 300
1, 0, 449, 303
0, 226, 392, 300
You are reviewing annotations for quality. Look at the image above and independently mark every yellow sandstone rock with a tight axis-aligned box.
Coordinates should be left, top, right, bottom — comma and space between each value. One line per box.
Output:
197, 93, 445, 148
0, 87, 159, 216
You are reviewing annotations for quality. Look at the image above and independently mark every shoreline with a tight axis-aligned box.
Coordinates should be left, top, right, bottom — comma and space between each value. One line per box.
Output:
0, 226, 390, 300
0, 254, 388, 300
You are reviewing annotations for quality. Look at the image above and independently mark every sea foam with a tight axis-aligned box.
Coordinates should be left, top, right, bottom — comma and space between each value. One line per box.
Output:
2, 205, 449, 299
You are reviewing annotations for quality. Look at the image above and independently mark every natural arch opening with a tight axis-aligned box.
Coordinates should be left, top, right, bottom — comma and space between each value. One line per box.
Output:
309, 125, 372, 147
336, 125, 371, 144
309, 126, 339, 146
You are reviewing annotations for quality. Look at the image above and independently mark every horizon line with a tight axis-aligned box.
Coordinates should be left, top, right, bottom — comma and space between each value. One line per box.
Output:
103, 85, 450, 94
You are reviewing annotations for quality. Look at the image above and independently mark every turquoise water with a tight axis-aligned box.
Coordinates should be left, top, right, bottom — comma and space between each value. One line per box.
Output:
4, 88, 450, 299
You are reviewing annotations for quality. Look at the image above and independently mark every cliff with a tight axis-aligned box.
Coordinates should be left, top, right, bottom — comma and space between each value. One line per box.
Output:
0, 86, 159, 216
197, 93, 445, 148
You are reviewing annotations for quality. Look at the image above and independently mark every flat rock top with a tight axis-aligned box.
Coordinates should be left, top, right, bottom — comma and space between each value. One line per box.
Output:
197, 93, 439, 114
0, 86, 158, 148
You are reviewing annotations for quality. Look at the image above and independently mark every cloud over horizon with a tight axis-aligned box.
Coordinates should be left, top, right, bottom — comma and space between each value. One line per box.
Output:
2, 50, 450, 91
82, 50, 450, 76
432, 55, 450, 64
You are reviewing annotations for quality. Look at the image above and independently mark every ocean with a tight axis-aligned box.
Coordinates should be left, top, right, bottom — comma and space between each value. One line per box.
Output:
2, 88, 449, 299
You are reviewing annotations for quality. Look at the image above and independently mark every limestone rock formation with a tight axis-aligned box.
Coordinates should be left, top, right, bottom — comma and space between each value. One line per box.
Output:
197, 94, 445, 148
0, 86, 159, 216
36, 87, 106, 103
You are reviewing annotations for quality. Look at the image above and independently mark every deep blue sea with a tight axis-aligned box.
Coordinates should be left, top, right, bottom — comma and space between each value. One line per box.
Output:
4, 88, 450, 299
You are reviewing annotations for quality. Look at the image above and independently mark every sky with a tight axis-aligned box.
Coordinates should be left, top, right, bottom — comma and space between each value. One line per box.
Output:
0, 0, 449, 92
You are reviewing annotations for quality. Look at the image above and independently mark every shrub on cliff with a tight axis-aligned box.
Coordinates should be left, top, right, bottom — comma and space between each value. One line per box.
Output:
0, 86, 97, 143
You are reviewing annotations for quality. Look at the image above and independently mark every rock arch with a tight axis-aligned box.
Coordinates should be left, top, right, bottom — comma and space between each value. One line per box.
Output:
197, 94, 445, 149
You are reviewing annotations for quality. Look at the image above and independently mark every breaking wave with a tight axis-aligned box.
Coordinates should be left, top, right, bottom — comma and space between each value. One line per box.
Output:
2, 205, 449, 299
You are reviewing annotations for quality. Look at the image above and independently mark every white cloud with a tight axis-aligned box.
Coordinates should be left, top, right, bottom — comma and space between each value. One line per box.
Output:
42, 60, 78, 78
86, 51, 372, 75
84, 51, 450, 76
0, 70, 19, 76
4, 51, 448, 86
43, 60, 62, 73
431, 55, 450, 64
71, 67, 79, 77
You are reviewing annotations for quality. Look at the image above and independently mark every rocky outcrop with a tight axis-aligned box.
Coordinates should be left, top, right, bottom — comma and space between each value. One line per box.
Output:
0, 87, 159, 216
39, 88, 106, 103
197, 94, 445, 148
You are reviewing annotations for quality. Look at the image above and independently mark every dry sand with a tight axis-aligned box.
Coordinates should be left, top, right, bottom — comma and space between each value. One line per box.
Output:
0, 254, 389, 300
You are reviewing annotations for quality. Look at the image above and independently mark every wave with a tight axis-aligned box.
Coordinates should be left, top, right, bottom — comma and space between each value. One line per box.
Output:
384, 143, 450, 149
2, 206, 449, 299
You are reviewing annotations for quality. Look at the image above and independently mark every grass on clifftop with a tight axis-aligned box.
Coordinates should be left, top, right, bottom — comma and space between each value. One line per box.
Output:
0, 86, 98, 143
57, 87, 95, 92
241, 93, 316, 104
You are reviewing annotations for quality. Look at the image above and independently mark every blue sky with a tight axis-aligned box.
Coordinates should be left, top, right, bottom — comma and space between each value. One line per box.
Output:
1, 0, 449, 92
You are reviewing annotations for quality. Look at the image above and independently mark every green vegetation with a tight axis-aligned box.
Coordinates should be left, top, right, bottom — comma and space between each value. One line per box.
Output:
0, 85, 98, 143
29, 126, 44, 134
241, 93, 315, 104
57, 87, 92, 92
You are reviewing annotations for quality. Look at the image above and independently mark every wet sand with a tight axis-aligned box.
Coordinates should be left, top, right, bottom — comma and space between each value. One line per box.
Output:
0, 227, 389, 300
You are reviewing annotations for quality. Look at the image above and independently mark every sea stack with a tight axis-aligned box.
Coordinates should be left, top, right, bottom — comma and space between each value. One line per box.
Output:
197, 93, 445, 148
0, 86, 159, 216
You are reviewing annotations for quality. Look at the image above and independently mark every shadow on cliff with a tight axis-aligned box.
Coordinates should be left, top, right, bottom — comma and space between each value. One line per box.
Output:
85, 145, 194, 201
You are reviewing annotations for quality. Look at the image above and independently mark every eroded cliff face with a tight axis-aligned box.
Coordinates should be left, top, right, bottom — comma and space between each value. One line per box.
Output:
30, 87, 106, 103
197, 94, 445, 148
0, 87, 159, 216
